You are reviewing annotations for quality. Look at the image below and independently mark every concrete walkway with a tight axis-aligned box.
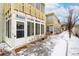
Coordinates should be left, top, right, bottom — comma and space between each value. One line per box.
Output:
51, 39, 67, 56
51, 31, 79, 56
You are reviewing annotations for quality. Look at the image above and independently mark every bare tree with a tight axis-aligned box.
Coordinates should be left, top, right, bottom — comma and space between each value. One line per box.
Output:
67, 8, 79, 38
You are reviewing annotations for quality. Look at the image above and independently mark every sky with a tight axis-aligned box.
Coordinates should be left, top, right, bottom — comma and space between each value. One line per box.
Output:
45, 3, 79, 24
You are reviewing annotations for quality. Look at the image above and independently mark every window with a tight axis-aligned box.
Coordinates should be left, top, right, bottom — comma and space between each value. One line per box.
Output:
46, 25, 53, 32
41, 24, 44, 34
6, 20, 11, 38
41, 4, 45, 13
36, 3, 41, 10
16, 22, 24, 38
36, 23, 40, 35
27, 22, 34, 36
30, 3, 35, 7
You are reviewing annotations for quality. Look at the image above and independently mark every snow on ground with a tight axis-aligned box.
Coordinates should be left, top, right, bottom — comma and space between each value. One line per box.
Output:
68, 35, 79, 56
0, 43, 12, 51
17, 33, 66, 56
17, 36, 56, 56
51, 31, 79, 56
0, 43, 14, 56
0, 31, 79, 56
51, 39, 67, 56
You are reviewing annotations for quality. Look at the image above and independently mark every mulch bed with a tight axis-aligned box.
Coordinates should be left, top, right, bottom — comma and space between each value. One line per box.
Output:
14, 35, 49, 53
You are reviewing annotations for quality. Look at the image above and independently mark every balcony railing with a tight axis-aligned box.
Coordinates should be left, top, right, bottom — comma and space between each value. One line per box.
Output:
4, 3, 46, 20
24, 4, 31, 15
35, 8, 40, 18
30, 4, 35, 17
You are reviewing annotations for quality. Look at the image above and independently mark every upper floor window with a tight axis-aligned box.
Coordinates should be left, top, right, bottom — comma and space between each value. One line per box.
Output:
41, 3, 45, 13
30, 3, 35, 7
36, 3, 41, 10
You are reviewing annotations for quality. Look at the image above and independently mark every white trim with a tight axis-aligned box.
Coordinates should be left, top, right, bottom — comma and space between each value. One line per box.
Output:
39, 24, 41, 35
27, 19, 34, 23
34, 19, 36, 36
4, 10, 46, 48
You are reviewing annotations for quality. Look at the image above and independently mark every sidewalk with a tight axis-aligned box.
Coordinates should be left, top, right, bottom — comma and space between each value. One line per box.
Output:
51, 39, 67, 56
51, 31, 79, 56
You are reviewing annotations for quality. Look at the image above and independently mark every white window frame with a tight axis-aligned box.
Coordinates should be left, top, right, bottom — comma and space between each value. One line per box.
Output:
27, 21, 34, 36
6, 18, 11, 38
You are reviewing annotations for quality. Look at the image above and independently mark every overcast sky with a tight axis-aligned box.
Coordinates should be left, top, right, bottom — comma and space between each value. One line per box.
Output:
45, 3, 79, 23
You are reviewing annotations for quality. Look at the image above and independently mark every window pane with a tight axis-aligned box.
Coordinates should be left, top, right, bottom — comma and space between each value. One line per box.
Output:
6, 20, 11, 38
36, 23, 40, 35
27, 22, 34, 36
16, 22, 24, 38
41, 24, 44, 34
17, 22, 24, 29
17, 31, 24, 38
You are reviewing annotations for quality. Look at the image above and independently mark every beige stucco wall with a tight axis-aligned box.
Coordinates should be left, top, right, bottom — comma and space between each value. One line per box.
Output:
0, 4, 3, 42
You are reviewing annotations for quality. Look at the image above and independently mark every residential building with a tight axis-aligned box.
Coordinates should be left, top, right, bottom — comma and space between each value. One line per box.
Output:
0, 3, 46, 48
46, 13, 61, 34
